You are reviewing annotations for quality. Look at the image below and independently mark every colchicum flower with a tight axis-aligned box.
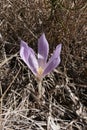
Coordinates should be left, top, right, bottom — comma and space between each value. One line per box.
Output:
20, 33, 62, 80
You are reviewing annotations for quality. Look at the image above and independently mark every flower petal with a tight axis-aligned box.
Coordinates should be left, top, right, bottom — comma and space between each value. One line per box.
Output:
28, 53, 39, 76
20, 40, 34, 67
38, 33, 49, 68
43, 44, 62, 76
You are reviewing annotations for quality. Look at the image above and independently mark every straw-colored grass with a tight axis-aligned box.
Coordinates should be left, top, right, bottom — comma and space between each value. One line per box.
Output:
0, 0, 87, 129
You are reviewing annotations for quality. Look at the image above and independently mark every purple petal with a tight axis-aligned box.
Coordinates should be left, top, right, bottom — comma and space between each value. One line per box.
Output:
43, 44, 62, 76
38, 33, 49, 68
20, 40, 35, 67
28, 53, 39, 76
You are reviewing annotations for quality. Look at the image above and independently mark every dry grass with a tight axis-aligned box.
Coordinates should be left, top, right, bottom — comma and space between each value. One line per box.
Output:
0, 0, 87, 130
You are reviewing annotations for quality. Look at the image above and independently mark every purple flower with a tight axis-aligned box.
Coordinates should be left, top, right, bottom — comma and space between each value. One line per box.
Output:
20, 33, 62, 80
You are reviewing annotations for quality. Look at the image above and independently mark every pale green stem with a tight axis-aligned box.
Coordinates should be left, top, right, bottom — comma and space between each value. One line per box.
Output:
38, 80, 42, 99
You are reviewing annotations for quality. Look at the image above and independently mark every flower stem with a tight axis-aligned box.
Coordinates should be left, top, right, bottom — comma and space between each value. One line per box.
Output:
38, 80, 42, 99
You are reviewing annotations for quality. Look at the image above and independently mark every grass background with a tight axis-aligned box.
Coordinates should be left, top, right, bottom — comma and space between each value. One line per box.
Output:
0, 0, 87, 130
